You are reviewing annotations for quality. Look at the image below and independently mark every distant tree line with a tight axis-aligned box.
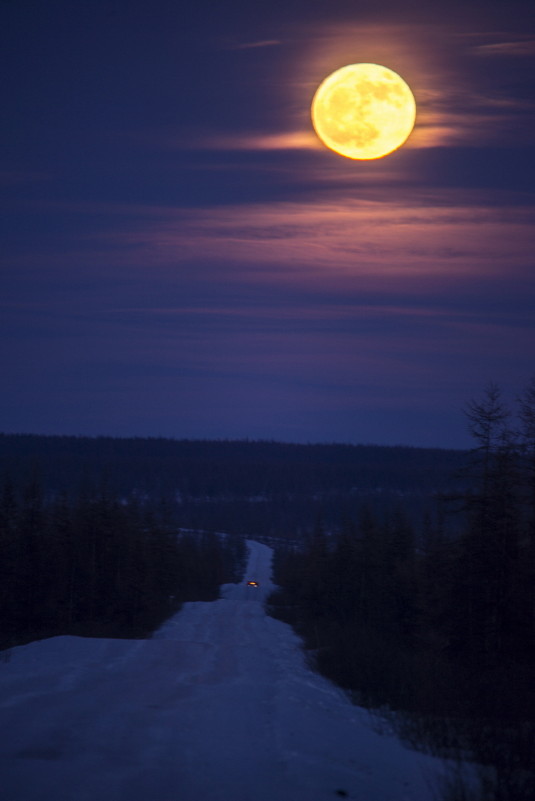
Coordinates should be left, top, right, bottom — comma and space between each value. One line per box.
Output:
0, 434, 468, 539
0, 478, 246, 650
0, 436, 466, 497
268, 380, 535, 801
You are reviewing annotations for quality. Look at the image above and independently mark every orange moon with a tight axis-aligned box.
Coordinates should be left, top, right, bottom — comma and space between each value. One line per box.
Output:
311, 63, 416, 160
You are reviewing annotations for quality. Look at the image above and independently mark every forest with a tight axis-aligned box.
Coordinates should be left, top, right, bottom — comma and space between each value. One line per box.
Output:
0, 435, 467, 653
0, 434, 468, 539
268, 381, 535, 800
0, 480, 246, 651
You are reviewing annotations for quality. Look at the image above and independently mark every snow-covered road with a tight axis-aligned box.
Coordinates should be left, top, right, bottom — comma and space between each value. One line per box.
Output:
0, 540, 448, 801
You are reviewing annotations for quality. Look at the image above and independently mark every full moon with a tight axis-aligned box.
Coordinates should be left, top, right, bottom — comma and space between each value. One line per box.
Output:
311, 63, 416, 160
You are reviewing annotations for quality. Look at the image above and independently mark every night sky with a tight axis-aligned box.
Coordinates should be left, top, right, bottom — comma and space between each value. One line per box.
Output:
2, 0, 534, 449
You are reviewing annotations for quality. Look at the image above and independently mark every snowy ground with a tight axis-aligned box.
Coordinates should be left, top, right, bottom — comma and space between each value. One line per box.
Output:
0, 540, 453, 801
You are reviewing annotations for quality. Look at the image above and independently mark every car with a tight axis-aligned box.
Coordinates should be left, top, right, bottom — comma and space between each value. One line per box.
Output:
246, 580, 259, 587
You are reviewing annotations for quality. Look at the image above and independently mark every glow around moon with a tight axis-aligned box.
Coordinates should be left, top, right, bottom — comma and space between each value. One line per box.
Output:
311, 63, 416, 160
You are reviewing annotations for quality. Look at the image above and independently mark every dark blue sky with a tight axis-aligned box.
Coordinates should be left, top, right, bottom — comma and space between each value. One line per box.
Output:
2, 0, 534, 448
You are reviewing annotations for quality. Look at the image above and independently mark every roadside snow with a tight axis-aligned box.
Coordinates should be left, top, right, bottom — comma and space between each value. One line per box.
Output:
0, 540, 450, 801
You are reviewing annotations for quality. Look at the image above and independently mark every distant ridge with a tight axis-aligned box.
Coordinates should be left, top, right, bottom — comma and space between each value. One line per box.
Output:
0, 431, 467, 496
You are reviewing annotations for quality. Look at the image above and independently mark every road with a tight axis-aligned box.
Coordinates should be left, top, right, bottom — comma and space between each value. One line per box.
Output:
0, 540, 449, 801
